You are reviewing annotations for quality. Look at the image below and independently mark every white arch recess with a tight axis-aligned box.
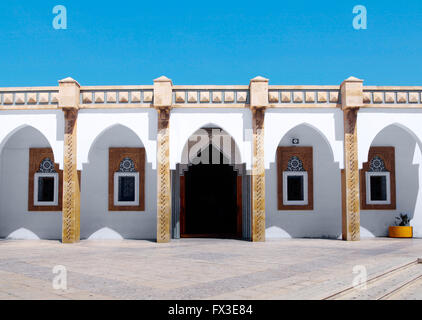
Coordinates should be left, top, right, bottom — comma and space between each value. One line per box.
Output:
180, 127, 243, 166
0, 113, 63, 167
77, 110, 157, 170
170, 109, 252, 170
264, 109, 344, 169
357, 110, 422, 168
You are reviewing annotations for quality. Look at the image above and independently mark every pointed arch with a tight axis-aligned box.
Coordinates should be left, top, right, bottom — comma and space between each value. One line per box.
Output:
0, 124, 61, 164
77, 109, 157, 170
169, 108, 251, 170
361, 122, 422, 165
269, 122, 338, 168
264, 108, 344, 169
179, 124, 243, 168
85, 123, 147, 164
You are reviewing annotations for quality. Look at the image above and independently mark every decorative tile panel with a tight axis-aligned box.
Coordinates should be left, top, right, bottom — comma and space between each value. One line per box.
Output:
237, 91, 248, 103
329, 91, 339, 103
305, 92, 315, 103
212, 92, 222, 103
317, 92, 327, 103
107, 92, 117, 103
224, 91, 234, 103
268, 91, 278, 103
188, 92, 197, 103
94, 92, 104, 103
175, 91, 185, 103
200, 91, 210, 103
119, 92, 128, 103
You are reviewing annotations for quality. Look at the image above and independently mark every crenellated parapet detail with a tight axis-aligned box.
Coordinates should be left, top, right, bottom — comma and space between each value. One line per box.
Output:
267, 85, 340, 107
172, 86, 249, 107
0, 87, 59, 109
362, 87, 422, 107
2, 79, 422, 110
79, 86, 154, 108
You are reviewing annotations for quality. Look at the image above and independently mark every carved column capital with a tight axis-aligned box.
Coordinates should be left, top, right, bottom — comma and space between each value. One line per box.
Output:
63, 108, 78, 124
251, 106, 266, 131
155, 106, 172, 130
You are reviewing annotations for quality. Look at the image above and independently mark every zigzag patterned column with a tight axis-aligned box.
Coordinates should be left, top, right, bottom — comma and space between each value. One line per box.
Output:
342, 108, 360, 241
156, 107, 171, 243
251, 106, 266, 242
153, 76, 173, 243
58, 77, 81, 244
62, 109, 80, 243
249, 76, 268, 242
340, 76, 363, 241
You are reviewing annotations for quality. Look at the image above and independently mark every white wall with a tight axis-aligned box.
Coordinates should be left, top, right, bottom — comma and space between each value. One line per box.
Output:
265, 124, 342, 239
80, 124, 156, 239
0, 126, 62, 239
1, 107, 422, 241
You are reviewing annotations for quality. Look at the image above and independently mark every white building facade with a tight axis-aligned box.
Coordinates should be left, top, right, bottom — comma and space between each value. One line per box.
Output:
1, 76, 422, 242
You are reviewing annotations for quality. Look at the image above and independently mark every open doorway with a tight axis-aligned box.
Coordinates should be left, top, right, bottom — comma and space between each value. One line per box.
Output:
180, 147, 242, 238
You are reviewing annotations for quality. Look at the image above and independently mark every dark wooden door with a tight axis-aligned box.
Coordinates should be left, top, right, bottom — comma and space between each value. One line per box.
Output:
180, 164, 242, 238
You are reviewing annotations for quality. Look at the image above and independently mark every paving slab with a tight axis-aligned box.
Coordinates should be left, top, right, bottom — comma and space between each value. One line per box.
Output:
0, 238, 421, 300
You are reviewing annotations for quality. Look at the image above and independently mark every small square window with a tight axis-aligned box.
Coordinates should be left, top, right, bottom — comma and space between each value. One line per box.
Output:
366, 172, 391, 205
114, 172, 139, 206
34, 173, 59, 206
118, 176, 135, 202
283, 171, 308, 206
287, 175, 304, 201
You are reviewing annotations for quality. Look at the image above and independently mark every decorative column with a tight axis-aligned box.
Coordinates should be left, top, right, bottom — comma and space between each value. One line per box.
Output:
340, 76, 363, 241
154, 76, 173, 243
250, 76, 268, 242
58, 77, 81, 243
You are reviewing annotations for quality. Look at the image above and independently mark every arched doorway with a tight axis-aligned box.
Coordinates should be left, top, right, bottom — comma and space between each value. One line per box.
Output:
173, 127, 249, 239
180, 145, 242, 238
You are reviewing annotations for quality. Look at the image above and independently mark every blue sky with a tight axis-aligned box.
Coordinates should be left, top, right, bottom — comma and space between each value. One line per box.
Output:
0, 0, 421, 86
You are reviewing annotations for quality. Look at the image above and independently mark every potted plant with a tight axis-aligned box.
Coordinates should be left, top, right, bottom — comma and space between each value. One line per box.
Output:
389, 213, 413, 238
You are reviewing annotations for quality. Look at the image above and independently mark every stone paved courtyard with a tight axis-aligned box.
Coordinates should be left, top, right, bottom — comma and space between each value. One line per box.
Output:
0, 238, 422, 300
